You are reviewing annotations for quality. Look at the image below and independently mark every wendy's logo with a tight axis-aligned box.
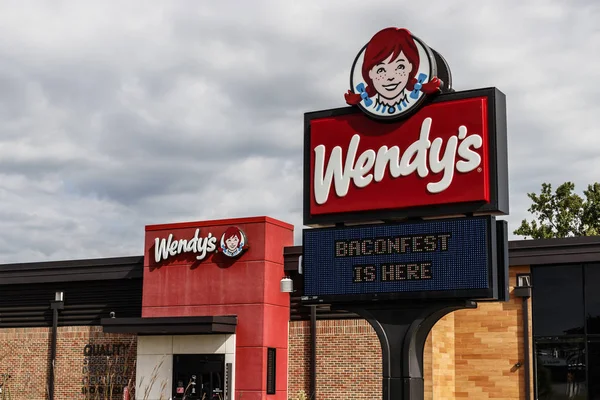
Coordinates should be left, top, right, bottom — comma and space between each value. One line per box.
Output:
219, 226, 248, 258
344, 27, 452, 121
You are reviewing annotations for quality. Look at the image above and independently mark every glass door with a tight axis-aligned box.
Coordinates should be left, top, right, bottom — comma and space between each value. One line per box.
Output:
172, 354, 225, 400
587, 340, 600, 400
534, 338, 587, 400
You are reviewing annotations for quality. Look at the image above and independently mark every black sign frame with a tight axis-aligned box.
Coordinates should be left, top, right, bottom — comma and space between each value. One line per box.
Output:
300, 216, 499, 305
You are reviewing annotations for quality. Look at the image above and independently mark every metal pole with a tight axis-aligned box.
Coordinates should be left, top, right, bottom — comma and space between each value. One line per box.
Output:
49, 293, 64, 400
310, 305, 317, 400
49, 306, 58, 400
514, 283, 532, 400
522, 296, 531, 400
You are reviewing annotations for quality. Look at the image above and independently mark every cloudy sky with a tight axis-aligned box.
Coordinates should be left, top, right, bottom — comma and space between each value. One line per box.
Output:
0, 0, 598, 263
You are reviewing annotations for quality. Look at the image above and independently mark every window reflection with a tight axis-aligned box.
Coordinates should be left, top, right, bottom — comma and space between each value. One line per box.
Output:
535, 339, 586, 400
532, 265, 584, 337
588, 341, 600, 400
585, 265, 600, 334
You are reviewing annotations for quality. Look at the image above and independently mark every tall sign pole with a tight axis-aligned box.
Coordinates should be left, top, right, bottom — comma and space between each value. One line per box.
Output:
301, 27, 509, 400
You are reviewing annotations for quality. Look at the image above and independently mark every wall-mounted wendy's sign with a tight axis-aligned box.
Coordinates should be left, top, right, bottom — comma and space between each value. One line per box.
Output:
153, 226, 248, 264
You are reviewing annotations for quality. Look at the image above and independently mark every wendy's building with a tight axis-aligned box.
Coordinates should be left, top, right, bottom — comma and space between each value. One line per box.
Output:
0, 25, 527, 400
1, 215, 600, 400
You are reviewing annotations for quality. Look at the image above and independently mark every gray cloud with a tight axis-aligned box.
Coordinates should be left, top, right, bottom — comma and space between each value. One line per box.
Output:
0, 0, 599, 263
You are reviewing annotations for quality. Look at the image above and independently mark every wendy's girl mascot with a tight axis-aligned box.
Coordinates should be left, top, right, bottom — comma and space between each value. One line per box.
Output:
220, 226, 247, 258
344, 27, 450, 119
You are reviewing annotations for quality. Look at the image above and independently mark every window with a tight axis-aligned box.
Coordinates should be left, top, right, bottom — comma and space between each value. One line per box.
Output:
588, 340, 600, 400
266, 348, 276, 395
585, 264, 600, 335
534, 338, 586, 400
532, 263, 600, 399
532, 265, 584, 337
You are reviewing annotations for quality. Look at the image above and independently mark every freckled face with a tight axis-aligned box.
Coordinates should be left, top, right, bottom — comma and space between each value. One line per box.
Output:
368, 51, 413, 100
226, 235, 239, 251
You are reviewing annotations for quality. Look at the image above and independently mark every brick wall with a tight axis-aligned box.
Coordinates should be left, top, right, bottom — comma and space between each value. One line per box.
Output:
289, 321, 311, 399
0, 327, 49, 399
315, 320, 382, 400
0, 326, 136, 400
288, 319, 382, 400
288, 266, 533, 400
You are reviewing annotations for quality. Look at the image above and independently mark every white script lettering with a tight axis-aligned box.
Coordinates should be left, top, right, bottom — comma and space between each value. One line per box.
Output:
313, 117, 483, 205
154, 229, 218, 263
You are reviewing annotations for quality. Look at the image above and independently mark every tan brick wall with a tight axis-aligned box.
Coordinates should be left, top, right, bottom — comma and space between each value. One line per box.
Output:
454, 266, 531, 400
0, 326, 136, 400
424, 331, 433, 399
432, 313, 456, 399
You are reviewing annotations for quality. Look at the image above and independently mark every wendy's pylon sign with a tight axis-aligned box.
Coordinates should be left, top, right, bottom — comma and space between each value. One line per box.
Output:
301, 26, 510, 400
303, 27, 508, 227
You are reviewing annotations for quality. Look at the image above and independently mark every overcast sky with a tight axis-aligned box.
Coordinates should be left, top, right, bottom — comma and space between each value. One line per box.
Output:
0, 0, 598, 263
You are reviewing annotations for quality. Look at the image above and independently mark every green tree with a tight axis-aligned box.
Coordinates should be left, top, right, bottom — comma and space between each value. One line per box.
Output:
514, 181, 600, 239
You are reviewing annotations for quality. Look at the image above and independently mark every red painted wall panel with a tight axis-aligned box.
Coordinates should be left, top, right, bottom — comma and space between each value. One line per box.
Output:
235, 346, 266, 391
263, 304, 291, 349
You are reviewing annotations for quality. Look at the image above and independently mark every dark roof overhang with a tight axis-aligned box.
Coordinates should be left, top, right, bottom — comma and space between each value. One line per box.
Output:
0, 256, 143, 285
101, 315, 237, 335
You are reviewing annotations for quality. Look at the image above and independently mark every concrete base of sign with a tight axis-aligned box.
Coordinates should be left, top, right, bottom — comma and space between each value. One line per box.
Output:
332, 300, 477, 400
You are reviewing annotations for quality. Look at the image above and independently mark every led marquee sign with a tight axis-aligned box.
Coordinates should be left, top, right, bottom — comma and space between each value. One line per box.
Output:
301, 216, 499, 303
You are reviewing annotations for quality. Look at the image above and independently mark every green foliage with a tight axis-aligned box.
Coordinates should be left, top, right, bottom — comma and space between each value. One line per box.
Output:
514, 182, 600, 239
289, 390, 309, 400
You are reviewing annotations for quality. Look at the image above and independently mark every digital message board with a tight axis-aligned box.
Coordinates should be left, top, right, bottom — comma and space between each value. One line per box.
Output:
301, 216, 498, 303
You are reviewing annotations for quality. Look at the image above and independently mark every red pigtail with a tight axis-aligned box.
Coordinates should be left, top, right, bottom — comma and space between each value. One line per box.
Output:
344, 91, 363, 105
344, 85, 377, 105
407, 76, 442, 94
